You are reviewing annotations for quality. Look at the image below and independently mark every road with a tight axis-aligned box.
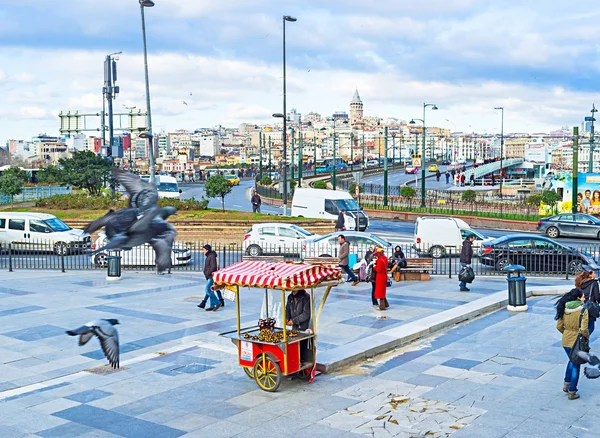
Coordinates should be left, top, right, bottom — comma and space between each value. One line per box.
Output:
180, 180, 591, 249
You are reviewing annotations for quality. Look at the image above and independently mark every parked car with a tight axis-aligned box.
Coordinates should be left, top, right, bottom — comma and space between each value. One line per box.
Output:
302, 231, 393, 259
537, 213, 600, 239
365, 160, 379, 168
225, 174, 240, 186
243, 223, 318, 257
91, 233, 192, 267
405, 165, 419, 174
428, 164, 439, 172
441, 159, 451, 165
0, 212, 90, 255
479, 235, 597, 274
414, 216, 492, 258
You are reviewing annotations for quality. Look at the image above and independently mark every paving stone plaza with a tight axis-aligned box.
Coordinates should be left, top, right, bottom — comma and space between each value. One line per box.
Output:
0, 269, 597, 437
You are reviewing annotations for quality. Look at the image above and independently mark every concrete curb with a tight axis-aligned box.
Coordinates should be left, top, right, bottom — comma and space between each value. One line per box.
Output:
316, 285, 567, 373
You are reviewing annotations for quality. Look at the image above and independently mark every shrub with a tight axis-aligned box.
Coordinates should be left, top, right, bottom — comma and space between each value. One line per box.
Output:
35, 193, 208, 211
399, 186, 416, 198
526, 194, 543, 206
348, 183, 363, 195
313, 181, 328, 189
289, 179, 297, 190
541, 190, 560, 213
461, 190, 477, 203
260, 176, 273, 185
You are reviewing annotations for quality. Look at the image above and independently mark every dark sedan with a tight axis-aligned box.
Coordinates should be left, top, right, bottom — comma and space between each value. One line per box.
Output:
537, 213, 600, 239
480, 235, 596, 274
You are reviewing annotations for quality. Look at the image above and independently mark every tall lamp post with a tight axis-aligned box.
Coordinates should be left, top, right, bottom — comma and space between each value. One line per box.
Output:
586, 104, 597, 173
330, 119, 348, 190
297, 124, 303, 184
139, 0, 156, 185
383, 127, 389, 206
280, 14, 297, 216
410, 102, 438, 207
259, 130, 263, 181
494, 107, 504, 198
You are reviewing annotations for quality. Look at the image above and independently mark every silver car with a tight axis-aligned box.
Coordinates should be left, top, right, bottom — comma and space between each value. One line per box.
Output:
537, 213, 600, 239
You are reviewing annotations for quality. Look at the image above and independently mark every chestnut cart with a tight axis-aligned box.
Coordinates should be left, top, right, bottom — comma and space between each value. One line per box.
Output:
216, 260, 342, 392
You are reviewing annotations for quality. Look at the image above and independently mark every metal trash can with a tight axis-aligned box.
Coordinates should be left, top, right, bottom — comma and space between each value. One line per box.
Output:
503, 264, 527, 311
106, 255, 122, 281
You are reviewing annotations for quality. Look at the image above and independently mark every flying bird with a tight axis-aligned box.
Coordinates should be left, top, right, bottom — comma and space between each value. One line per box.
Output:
577, 351, 600, 379
66, 319, 120, 368
112, 168, 158, 216
183, 101, 188, 106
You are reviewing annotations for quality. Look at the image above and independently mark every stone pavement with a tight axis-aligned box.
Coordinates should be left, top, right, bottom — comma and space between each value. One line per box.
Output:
0, 269, 575, 437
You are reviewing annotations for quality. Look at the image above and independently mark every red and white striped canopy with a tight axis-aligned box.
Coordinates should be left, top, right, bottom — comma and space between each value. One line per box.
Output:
213, 261, 342, 290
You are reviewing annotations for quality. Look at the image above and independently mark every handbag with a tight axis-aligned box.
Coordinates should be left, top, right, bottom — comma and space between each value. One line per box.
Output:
569, 309, 590, 365
587, 301, 600, 320
458, 266, 475, 284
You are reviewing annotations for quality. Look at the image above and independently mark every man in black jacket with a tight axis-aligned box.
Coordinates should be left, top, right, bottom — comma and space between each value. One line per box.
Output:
335, 209, 346, 231
251, 191, 261, 213
459, 234, 475, 291
198, 244, 223, 311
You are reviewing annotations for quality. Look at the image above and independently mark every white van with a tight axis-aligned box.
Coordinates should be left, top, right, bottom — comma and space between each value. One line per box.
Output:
291, 188, 369, 231
140, 175, 182, 199
413, 216, 490, 258
0, 212, 90, 255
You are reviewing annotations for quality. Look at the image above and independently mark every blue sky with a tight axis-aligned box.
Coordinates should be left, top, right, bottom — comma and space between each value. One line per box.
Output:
1, 0, 599, 144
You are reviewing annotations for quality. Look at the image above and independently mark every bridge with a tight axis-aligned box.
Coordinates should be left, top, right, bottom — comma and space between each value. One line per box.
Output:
462, 158, 524, 182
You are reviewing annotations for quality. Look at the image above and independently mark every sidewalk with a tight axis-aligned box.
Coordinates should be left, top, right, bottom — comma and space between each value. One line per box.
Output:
0, 270, 567, 437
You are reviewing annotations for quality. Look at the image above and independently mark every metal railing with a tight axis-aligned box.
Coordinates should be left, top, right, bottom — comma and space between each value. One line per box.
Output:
0, 185, 72, 205
1, 239, 597, 280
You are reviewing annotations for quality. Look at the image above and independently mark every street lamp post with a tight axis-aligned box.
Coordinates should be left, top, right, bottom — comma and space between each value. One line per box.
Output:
139, 0, 156, 184
572, 127, 580, 214
391, 132, 396, 169
259, 131, 263, 181
587, 104, 597, 172
494, 107, 504, 198
268, 136, 272, 173
290, 126, 295, 181
362, 134, 366, 169
410, 103, 438, 207
281, 15, 297, 216
384, 127, 389, 207
297, 125, 303, 184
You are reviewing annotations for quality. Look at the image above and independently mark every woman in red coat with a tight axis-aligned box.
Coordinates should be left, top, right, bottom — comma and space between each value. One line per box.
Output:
373, 247, 389, 311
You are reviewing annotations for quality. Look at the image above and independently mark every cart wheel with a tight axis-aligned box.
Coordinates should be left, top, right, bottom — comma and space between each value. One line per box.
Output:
243, 366, 254, 379
253, 356, 281, 392
295, 367, 312, 381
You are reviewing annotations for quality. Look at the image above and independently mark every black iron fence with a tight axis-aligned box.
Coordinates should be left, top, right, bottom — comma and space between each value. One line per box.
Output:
1, 239, 598, 280
255, 184, 295, 201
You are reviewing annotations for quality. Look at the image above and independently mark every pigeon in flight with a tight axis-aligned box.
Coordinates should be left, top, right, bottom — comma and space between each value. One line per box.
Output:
183, 101, 188, 106
577, 351, 600, 379
84, 208, 138, 241
66, 319, 120, 368
112, 168, 159, 216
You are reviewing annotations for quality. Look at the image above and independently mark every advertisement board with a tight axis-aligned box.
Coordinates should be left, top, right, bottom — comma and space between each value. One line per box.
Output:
545, 172, 600, 214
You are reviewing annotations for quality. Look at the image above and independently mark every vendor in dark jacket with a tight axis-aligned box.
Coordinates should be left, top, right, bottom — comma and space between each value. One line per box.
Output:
286, 289, 311, 363
286, 289, 311, 330
459, 234, 474, 291
575, 265, 600, 334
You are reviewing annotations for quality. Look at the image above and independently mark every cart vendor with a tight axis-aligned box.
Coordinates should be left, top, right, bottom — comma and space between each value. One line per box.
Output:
286, 289, 311, 330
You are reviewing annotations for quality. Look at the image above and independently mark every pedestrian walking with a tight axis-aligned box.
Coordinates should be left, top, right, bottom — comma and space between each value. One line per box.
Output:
576, 266, 600, 334
338, 235, 359, 286
491, 173, 496, 186
470, 174, 475, 186
251, 190, 262, 213
373, 247, 389, 311
436, 169, 441, 182
197, 244, 223, 311
445, 171, 450, 184
459, 234, 474, 291
367, 256, 378, 306
335, 209, 346, 231
556, 288, 589, 400
460, 174, 466, 186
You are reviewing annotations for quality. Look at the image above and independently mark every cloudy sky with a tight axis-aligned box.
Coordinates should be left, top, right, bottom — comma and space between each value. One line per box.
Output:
0, 0, 599, 145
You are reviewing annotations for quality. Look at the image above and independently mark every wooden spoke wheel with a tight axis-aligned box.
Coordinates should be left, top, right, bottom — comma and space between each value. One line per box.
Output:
253, 355, 281, 392
243, 366, 254, 379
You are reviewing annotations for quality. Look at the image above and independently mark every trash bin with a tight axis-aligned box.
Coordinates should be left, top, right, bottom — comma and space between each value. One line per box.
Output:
503, 264, 527, 311
106, 255, 122, 281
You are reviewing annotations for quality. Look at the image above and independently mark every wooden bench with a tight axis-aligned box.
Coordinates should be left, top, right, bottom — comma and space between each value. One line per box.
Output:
395, 258, 433, 281
303, 257, 339, 266
241, 255, 285, 263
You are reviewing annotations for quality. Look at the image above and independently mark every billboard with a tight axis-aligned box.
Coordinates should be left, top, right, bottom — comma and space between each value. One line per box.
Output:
546, 172, 600, 214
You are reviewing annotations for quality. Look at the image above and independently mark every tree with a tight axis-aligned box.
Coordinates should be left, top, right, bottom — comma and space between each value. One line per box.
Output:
36, 165, 64, 185
399, 186, 416, 198
526, 194, 542, 206
0, 167, 26, 207
313, 181, 328, 189
58, 151, 114, 196
205, 174, 232, 211
348, 183, 363, 196
461, 190, 477, 203
541, 190, 560, 214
